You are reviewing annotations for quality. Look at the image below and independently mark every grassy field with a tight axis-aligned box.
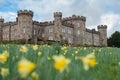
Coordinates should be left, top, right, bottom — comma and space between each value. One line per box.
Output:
0, 44, 120, 80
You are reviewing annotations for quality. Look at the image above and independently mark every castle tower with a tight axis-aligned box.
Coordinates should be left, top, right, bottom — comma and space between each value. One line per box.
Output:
17, 10, 33, 40
54, 12, 62, 41
0, 18, 4, 41
97, 25, 107, 46
72, 15, 86, 45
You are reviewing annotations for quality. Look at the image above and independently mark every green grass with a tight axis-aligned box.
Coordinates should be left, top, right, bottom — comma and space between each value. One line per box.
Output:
0, 44, 120, 80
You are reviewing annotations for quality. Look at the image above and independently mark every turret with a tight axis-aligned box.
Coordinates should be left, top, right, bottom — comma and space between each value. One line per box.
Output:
17, 10, 33, 40
0, 18, 4, 26
0, 18, 4, 41
97, 25, 107, 46
54, 12, 62, 26
53, 12, 62, 41
71, 15, 86, 45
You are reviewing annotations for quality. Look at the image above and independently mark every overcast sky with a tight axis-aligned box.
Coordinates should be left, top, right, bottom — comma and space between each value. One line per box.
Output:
0, 0, 120, 37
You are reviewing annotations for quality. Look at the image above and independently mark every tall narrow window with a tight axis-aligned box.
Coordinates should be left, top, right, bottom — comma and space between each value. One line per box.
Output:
77, 23, 80, 27
23, 28, 26, 33
42, 34, 44, 37
34, 30, 35, 35
68, 29, 71, 34
62, 28, 65, 32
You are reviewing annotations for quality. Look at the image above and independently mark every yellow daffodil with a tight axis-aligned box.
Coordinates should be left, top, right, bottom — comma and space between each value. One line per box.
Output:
0, 51, 9, 63
32, 45, 38, 50
31, 72, 39, 80
47, 56, 51, 60
20, 45, 27, 53
61, 46, 67, 51
72, 54, 74, 56
75, 51, 78, 54
84, 47, 87, 50
37, 52, 42, 56
99, 49, 102, 52
1, 68, 9, 77
2, 50, 9, 57
119, 62, 120, 65
76, 53, 97, 71
53, 55, 70, 72
18, 58, 36, 78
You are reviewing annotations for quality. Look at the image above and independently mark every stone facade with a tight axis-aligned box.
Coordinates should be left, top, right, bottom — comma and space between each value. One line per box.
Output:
0, 10, 107, 46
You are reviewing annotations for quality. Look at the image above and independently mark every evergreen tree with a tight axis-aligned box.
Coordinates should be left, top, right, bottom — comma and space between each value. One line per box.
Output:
108, 31, 120, 47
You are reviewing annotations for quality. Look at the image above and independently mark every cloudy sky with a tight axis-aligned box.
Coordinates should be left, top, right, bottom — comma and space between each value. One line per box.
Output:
0, 0, 120, 37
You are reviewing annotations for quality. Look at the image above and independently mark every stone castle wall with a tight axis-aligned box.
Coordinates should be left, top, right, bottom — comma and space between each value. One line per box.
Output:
0, 10, 107, 46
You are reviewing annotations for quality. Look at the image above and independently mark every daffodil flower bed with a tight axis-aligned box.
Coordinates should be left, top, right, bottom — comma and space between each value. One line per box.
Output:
0, 44, 119, 80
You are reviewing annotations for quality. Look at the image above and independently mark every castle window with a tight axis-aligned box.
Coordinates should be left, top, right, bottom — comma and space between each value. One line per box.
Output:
77, 23, 80, 27
49, 36, 53, 40
68, 29, 71, 34
68, 38, 72, 43
23, 28, 26, 33
62, 28, 65, 32
49, 28, 53, 32
77, 30, 80, 35
63, 36, 65, 40
34, 30, 35, 35
42, 34, 44, 37
77, 37, 80, 43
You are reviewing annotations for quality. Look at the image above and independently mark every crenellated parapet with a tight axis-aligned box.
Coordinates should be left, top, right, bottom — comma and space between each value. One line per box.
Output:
62, 15, 86, 22
18, 10, 33, 17
40, 21, 54, 26
86, 28, 99, 34
54, 12, 62, 17
97, 25, 107, 29
3, 22, 17, 26
62, 21, 74, 28
33, 21, 54, 26
33, 21, 40, 25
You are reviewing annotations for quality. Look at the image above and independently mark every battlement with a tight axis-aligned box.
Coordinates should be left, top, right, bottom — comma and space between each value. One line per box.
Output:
97, 25, 107, 29
54, 12, 62, 17
33, 21, 40, 25
18, 10, 33, 17
40, 21, 54, 26
62, 22, 74, 28
86, 28, 99, 34
62, 15, 86, 21
0, 18, 4, 22
3, 22, 17, 26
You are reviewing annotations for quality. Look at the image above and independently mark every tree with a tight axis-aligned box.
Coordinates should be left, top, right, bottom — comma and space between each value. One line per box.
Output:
107, 31, 120, 47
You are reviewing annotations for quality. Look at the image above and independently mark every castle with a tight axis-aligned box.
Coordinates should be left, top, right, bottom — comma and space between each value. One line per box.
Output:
0, 10, 107, 46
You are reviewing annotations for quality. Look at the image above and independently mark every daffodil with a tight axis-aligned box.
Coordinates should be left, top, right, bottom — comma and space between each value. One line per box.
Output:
31, 72, 39, 80
2, 50, 9, 57
18, 58, 36, 78
20, 45, 27, 53
37, 52, 42, 56
84, 47, 87, 50
75, 51, 78, 54
61, 46, 67, 51
76, 53, 97, 71
53, 55, 70, 72
0, 51, 9, 63
32, 45, 38, 50
1, 67, 9, 77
